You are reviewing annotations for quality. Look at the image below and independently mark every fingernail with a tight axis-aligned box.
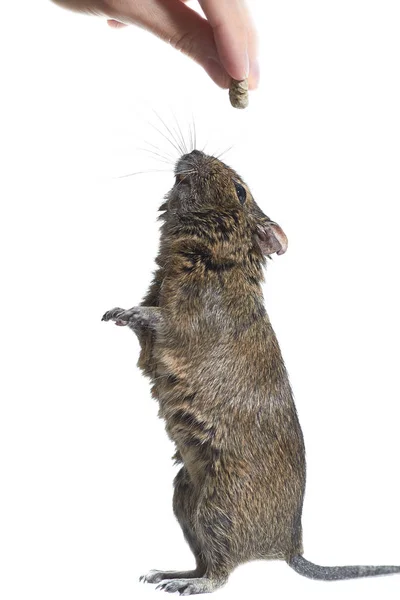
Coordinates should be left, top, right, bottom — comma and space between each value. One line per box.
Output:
229, 51, 249, 81
249, 58, 260, 89
243, 51, 250, 79
234, 52, 249, 80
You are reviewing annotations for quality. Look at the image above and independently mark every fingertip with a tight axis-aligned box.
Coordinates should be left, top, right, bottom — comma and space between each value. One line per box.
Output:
224, 47, 249, 82
229, 56, 249, 83
203, 58, 231, 89
213, 27, 249, 82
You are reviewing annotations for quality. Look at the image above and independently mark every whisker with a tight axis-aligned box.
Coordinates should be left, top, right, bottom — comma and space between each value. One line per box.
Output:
214, 145, 235, 160
172, 113, 188, 154
169, 113, 189, 155
175, 169, 196, 176
192, 114, 197, 151
116, 169, 173, 179
149, 121, 183, 155
173, 125, 186, 154
116, 167, 195, 180
138, 148, 174, 165
175, 171, 196, 183
142, 145, 175, 163
153, 110, 186, 155
143, 140, 176, 161
188, 120, 194, 153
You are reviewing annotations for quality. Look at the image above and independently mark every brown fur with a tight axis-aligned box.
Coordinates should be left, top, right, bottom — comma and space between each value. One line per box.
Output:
102, 150, 399, 594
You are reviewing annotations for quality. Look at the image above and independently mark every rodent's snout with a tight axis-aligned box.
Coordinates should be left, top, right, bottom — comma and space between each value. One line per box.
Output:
175, 150, 206, 179
171, 150, 211, 211
188, 150, 203, 158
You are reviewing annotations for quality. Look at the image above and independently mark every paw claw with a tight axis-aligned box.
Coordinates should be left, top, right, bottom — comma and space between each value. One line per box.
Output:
101, 307, 125, 323
140, 569, 166, 585
155, 580, 191, 595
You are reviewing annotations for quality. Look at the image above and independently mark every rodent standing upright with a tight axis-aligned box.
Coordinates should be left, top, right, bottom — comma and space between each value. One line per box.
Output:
102, 149, 400, 595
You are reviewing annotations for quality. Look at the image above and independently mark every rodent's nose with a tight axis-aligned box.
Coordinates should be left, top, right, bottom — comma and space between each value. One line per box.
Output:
175, 149, 205, 175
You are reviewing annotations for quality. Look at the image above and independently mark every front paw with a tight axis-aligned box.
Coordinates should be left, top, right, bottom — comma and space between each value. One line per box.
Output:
102, 306, 160, 329
113, 307, 145, 327
101, 307, 128, 326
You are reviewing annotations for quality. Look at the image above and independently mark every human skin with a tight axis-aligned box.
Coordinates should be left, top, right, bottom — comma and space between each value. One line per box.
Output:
50, 0, 259, 89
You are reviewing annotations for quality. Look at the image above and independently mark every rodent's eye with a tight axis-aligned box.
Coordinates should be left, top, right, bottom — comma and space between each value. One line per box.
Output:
234, 181, 247, 205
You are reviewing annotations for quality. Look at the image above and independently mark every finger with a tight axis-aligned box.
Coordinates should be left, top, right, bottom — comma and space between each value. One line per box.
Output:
241, 2, 259, 89
107, 19, 128, 29
109, 0, 231, 88
198, 0, 250, 81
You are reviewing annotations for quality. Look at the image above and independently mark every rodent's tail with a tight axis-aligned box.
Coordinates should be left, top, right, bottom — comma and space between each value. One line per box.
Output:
288, 555, 400, 580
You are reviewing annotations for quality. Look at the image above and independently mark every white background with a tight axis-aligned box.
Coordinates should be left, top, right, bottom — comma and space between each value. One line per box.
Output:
1, 1, 400, 599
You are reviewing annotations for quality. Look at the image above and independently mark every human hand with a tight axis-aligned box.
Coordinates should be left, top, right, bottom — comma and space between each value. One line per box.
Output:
50, 0, 258, 89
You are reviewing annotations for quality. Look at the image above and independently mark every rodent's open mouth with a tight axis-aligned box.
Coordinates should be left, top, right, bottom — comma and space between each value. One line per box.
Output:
175, 173, 190, 184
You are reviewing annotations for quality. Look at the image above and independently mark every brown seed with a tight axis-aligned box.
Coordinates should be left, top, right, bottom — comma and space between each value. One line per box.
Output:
229, 78, 249, 109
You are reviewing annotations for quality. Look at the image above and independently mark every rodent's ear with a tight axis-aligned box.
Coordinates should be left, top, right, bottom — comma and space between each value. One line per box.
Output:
257, 221, 288, 256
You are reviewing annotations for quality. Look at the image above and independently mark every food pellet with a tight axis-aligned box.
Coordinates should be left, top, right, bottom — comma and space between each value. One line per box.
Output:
229, 79, 249, 109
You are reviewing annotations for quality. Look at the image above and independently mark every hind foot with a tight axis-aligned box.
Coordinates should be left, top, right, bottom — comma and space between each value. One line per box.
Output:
140, 568, 204, 584
155, 577, 226, 595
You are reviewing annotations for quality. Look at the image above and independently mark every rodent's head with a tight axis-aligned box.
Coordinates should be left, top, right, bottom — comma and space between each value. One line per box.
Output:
161, 150, 287, 260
